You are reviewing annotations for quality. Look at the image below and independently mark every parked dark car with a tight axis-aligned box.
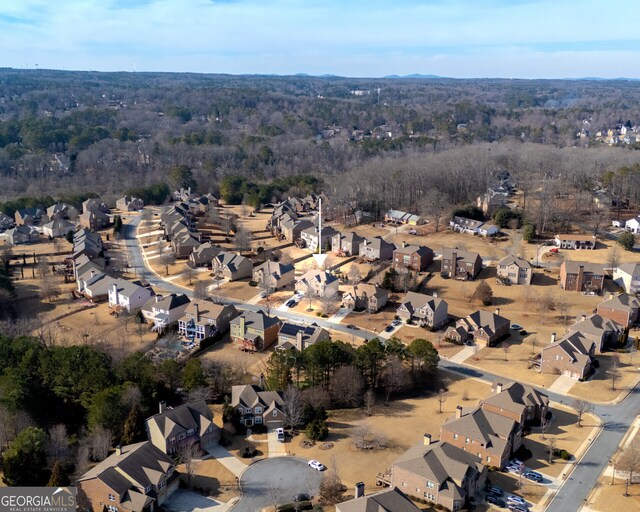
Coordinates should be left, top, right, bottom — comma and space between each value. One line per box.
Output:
487, 494, 506, 507
293, 493, 310, 502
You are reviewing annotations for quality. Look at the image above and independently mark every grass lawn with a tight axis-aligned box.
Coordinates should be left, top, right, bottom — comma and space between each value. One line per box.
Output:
176, 458, 240, 502
590, 477, 640, 512
200, 335, 270, 376
568, 352, 640, 403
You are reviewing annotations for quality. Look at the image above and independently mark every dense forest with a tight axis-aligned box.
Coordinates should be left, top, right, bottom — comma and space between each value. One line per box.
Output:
2, 69, 640, 212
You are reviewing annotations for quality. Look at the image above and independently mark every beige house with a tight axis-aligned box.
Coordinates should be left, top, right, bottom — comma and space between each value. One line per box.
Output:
565, 314, 624, 353
231, 384, 286, 428
145, 400, 220, 455
341, 283, 388, 312
253, 260, 295, 290
295, 269, 340, 298
497, 255, 532, 285
212, 251, 253, 281
480, 382, 549, 427
531, 332, 595, 380
396, 292, 449, 329
189, 242, 222, 267
390, 435, 487, 511
116, 195, 144, 211
444, 309, 510, 347
76, 442, 178, 512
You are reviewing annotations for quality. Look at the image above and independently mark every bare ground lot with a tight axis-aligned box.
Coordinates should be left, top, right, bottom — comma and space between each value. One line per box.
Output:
200, 335, 270, 376
176, 458, 239, 503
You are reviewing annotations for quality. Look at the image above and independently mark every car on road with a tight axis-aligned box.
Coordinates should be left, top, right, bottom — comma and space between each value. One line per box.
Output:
346, 324, 358, 330
392, 319, 402, 326
511, 324, 522, 330
308, 460, 325, 471
486, 494, 506, 507
549, 248, 559, 253
293, 493, 310, 502
285, 299, 297, 307
523, 470, 543, 483
384, 325, 395, 332
507, 505, 527, 512
260, 291, 268, 298
276, 428, 285, 442
487, 486, 503, 497
507, 495, 527, 507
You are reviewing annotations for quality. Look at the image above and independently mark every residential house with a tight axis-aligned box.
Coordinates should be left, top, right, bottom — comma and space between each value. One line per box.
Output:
497, 255, 532, 285
230, 311, 282, 351
171, 232, 201, 259
450, 217, 485, 236
444, 309, 510, 347
79, 210, 111, 230
532, 332, 595, 380
116, 196, 144, 211
624, 216, 640, 234
212, 251, 253, 281
277, 322, 330, 351
554, 234, 597, 250
14, 207, 47, 226
0, 212, 14, 231
109, 279, 155, 313
73, 229, 104, 261
76, 442, 178, 512
477, 190, 509, 215
188, 242, 222, 268
560, 261, 605, 293
331, 231, 365, 256
4, 225, 38, 245
613, 263, 640, 295
384, 209, 425, 225
46, 202, 78, 221
393, 244, 434, 272
230, 384, 286, 427
336, 487, 422, 512
77, 270, 117, 302
479, 382, 549, 427
440, 248, 482, 280
359, 236, 396, 261
281, 217, 314, 243
390, 435, 487, 511
194, 193, 218, 213
301, 225, 339, 252
397, 292, 449, 329
295, 269, 340, 298
145, 400, 220, 455
82, 198, 110, 215
142, 293, 190, 332
597, 293, 640, 328
478, 224, 499, 237
565, 314, 625, 353
342, 283, 388, 312
177, 299, 239, 341
440, 406, 522, 469
252, 260, 295, 290
42, 219, 76, 238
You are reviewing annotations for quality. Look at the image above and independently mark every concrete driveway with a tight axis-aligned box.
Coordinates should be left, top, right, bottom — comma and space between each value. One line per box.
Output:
163, 489, 237, 512
233, 457, 322, 512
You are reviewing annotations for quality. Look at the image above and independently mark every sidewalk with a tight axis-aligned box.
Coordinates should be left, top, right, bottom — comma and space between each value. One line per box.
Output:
206, 445, 248, 478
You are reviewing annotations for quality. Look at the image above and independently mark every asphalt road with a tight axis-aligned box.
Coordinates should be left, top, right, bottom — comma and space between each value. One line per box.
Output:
123, 215, 640, 512
233, 458, 323, 512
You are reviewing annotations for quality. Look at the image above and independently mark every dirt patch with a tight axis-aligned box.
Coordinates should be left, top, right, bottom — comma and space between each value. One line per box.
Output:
176, 458, 239, 502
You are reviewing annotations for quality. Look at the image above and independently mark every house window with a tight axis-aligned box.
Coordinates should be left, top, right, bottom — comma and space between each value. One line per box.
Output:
424, 492, 435, 501
187, 428, 195, 435
238, 407, 244, 414
402, 482, 407, 487
272, 410, 278, 417
255, 407, 262, 414
245, 408, 252, 414
465, 438, 470, 444
158, 479, 165, 490
169, 437, 176, 443
453, 434, 458, 440
178, 433, 186, 440
108, 494, 116, 502
427, 482, 434, 489
487, 456, 491, 463
207, 426, 213, 433
255, 417, 263, 424
415, 488, 420, 493
107, 506, 118, 512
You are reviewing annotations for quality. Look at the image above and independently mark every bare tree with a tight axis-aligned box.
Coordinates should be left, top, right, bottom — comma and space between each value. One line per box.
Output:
423, 189, 448, 232
617, 438, 640, 487
608, 354, 620, 391
319, 458, 346, 504
364, 388, 375, 417
529, 337, 538, 355
179, 442, 201, 487
74, 442, 90, 479
347, 264, 361, 285
221, 215, 234, 236
88, 427, 112, 461
572, 399, 592, 427
351, 422, 388, 450
0, 407, 33, 451
141, 208, 153, 237
283, 384, 303, 431
305, 283, 317, 312
193, 280, 209, 299
233, 226, 252, 254
502, 342, 510, 361
184, 265, 198, 286
187, 386, 212, 403
47, 424, 70, 463
381, 355, 409, 403
436, 389, 450, 414
607, 245, 621, 276
160, 245, 176, 276
331, 366, 364, 407
40, 274, 60, 303
547, 438, 557, 464
320, 291, 339, 316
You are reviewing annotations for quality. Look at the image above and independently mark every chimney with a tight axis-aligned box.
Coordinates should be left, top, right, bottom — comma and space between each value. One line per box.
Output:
402, 241, 407, 248
581, 314, 587, 322
496, 383, 503, 394
159, 401, 167, 414
423, 433, 432, 446
239, 315, 245, 334
194, 302, 200, 323
433, 292, 438, 298
156, 294, 161, 303
115, 445, 122, 456
112, 283, 118, 304
355, 482, 365, 499
90, 269, 96, 278
259, 372, 265, 390
576, 265, 585, 292
456, 405, 463, 419
452, 251, 458, 273
296, 330, 304, 350
551, 332, 557, 343
495, 308, 501, 316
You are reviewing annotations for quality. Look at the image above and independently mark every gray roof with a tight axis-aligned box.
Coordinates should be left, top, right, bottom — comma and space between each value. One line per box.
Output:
145, 400, 214, 439
112, 278, 151, 298
337, 487, 421, 512
498, 254, 531, 269
297, 269, 339, 287
563, 260, 604, 275
482, 382, 548, 415
361, 236, 395, 251
399, 292, 444, 316
78, 441, 174, 490
343, 283, 388, 301
143, 293, 189, 312
230, 310, 281, 331
616, 262, 640, 277
465, 310, 510, 336
181, 299, 238, 324
599, 293, 640, 313
441, 247, 481, 264
213, 251, 251, 272
543, 332, 594, 367
452, 216, 484, 230
393, 245, 433, 257
231, 384, 284, 410
567, 314, 624, 337
254, 260, 295, 278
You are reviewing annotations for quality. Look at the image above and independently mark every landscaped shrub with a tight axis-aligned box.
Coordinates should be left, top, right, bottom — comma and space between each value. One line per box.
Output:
248, 280, 258, 287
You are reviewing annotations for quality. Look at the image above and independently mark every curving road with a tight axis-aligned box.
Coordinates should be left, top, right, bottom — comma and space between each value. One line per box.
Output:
123, 214, 640, 512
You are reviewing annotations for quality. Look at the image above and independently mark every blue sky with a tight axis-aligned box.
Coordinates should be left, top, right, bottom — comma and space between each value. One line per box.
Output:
1, 0, 639, 78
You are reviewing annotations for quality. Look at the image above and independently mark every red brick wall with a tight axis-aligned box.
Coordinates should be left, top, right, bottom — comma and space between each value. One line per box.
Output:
597, 305, 631, 328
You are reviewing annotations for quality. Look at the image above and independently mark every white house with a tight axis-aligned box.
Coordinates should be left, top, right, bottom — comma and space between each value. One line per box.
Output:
625, 216, 640, 234
613, 263, 640, 295
108, 279, 155, 312
142, 293, 191, 332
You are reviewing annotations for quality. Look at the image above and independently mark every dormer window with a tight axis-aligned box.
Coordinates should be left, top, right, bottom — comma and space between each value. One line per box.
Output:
245, 408, 252, 414
255, 407, 262, 414
108, 494, 116, 502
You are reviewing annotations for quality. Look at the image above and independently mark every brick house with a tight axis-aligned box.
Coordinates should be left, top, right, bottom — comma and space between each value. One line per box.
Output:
393, 244, 434, 272
560, 261, 605, 293
479, 382, 549, 427
79, 210, 111, 230
440, 248, 482, 280
390, 435, 487, 511
145, 400, 220, 455
532, 332, 595, 380
554, 234, 597, 250
76, 442, 178, 512
230, 311, 282, 351
440, 406, 522, 469
497, 255, 532, 285
444, 309, 510, 347
231, 384, 286, 428
597, 293, 640, 328
396, 292, 449, 329
342, 283, 388, 312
